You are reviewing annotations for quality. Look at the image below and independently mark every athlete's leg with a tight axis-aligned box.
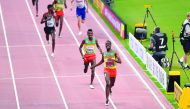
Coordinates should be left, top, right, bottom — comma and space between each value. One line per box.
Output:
32, 0, 35, 6
56, 16, 59, 27
46, 34, 49, 43
90, 59, 96, 85
77, 16, 81, 32
105, 73, 111, 105
110, 77, 116, 94
84, 61, 89, 73
35, 0, 38, 16
51, 29, 56, 53
58, 15, 63, 37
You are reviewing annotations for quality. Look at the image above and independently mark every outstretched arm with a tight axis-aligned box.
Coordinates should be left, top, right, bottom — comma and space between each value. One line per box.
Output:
64, 0, 67, 8
91, 54, 104, 69
40, 14, 46, 24
115, 52, 121, 64
96, 40, 103, 54
79, 40, 85, 59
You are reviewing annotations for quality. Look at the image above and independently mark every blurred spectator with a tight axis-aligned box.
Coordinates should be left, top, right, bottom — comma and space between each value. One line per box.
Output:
104, 0, 113, 7
179, 12, 190, 69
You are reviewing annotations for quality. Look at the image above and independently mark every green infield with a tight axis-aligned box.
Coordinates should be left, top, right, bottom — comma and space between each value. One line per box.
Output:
89, 0, 190, 108
110, 0, 190, 86
110, 0, 190, 108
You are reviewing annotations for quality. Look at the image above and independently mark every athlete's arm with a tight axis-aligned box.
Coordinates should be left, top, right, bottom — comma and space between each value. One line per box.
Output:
96, 40, 103, 54
71, 0, 74, 4
40, 14, 46, 24
79, 40, 85, 59
64, 0, 67, 8
86, 0, 88, 13
115, 52, 121, 64
91, 54, 104, 69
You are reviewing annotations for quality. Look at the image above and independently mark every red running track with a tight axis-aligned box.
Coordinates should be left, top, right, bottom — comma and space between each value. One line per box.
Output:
0, 0, 174, 109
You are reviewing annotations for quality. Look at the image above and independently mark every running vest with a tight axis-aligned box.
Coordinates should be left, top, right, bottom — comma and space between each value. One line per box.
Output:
76, 0, 85, 8
104, 50, 116, 69
54, 3, 63, 11
83, 38, 96, 54
46, 15, 55, 27
58, 0, 64, 4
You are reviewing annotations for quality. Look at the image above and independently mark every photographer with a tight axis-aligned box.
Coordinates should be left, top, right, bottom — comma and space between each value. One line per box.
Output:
148, 27, 168, 66
179, 12, 190, 69
104, 0, 113, 6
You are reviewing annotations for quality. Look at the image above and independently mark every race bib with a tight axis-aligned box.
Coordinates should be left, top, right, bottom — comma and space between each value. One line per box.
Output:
86, 46, 94, 54
47, 17, 54, 27
106, 59, 114, 67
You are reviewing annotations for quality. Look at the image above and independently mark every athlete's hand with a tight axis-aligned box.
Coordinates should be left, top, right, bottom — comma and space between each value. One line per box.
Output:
90, 65, 95, 69
86, 9, 88, 13
64, 3, 67, 9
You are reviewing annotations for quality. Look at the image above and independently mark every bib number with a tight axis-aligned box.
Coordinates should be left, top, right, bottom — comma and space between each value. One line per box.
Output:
106, 59, 114, 67
86, 46, 94, 54
47, 17, 54, 27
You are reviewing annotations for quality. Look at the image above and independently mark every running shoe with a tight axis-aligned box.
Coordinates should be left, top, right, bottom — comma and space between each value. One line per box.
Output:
105, 100, 109, 106
89, 84, 94, 89
78, 31, 82, 36
178, 60, 183, 67
184, 65, 190, 70
51, 53, 54, 57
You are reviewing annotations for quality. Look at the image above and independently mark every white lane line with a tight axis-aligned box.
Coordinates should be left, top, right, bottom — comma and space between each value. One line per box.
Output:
89, 9, 166, 109
0, 74, 136, 81
0, 43, 105, 48
63, 18, 117, 109
0, 3, 20, 109
24, 0, 69, 109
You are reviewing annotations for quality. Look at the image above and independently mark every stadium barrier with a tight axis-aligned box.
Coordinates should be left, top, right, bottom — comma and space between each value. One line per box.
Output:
91, 0, 127, 39
129, 33, 167, 89
174, 82, 190, 108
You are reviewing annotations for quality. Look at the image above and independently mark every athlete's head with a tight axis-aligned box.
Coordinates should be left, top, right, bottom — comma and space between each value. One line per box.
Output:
87, 29, 93, 40
105, 40, 111, 51
187, 12, 190, 22
54, 0, 58, 4
47, 4, 53, 13
154, 26, 160, 34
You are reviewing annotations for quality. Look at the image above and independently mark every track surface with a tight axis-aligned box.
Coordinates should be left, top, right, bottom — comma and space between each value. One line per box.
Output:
0, 0, 173, 109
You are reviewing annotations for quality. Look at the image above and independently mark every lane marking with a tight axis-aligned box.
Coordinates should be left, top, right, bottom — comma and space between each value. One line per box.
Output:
88, 9, 166, 109
63, 18, 117, 109
24, 0, 69, 109
0, 43, 105, 48
0, 3, 20, 109
0, 74, 136, 81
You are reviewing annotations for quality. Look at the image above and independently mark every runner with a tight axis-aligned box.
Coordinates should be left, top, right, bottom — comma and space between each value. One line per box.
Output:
40, 4, 56, 57
32, 0, 38, 17
71, 0, 88, 35
52, 0, 67, 37
91, 40, 121, 106
79, 29, 102, 89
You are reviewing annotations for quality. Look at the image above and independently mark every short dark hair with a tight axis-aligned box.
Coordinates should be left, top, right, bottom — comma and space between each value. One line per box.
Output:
154, 27, 160, 33
106, 40, 111, 45
47, 4, 53, 9
87, 29, 93, 32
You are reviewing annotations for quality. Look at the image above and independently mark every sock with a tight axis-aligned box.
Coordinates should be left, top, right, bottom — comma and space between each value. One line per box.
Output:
180, 57, 184, 62
184, 64, 188, 67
